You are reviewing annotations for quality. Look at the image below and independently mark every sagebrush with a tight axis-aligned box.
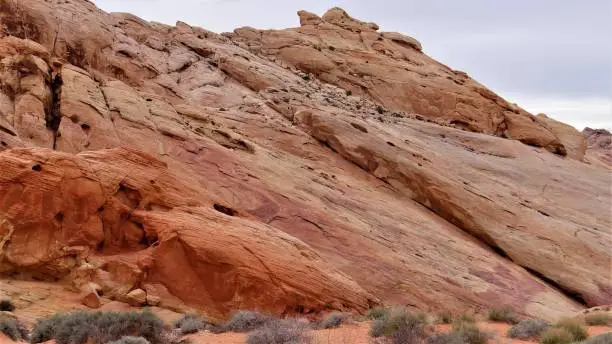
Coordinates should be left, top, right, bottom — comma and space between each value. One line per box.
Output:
451, 321, 490, 344
540, 328, 574, 344
367, 306, 388, 320
507, 319, 550, 339
174, 314, 205, 334
487, 306, 519, 324
247, 319, 311, 344
427, 332, 464, 344
554, 318, 588, 342
317, 312, 350, 329
0, 315, 29, 341
370, 307, 426, 338
224, 310, 271, 332
107, 336, 151, 344
30, 310, 166, 344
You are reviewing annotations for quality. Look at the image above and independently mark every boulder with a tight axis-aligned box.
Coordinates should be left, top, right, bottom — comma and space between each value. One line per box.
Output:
80, 283, 102, 309
125, 289, 147, 307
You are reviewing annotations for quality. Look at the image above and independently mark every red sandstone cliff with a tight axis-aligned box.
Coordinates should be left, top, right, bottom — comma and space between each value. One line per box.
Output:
0, 0, 610, 320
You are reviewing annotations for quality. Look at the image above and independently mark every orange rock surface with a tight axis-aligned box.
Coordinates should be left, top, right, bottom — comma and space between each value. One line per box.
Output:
0, 0, 610, 321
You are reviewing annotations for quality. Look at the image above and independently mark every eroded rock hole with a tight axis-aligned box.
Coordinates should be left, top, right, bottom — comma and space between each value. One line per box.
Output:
80, 123, 91, 132
32, 164, 42, 172
54, 212, 64, 222
214, 203, 236, 216
116, 183, 142, 209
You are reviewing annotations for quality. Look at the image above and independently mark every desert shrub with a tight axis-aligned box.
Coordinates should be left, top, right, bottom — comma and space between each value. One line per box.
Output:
30, 310, 166, 344
317, 312, 350, 329
0, 315, 29, 341
376, 105, 385, 114
437, 312, 453, 324
507, 319, 550, 339
246, 319, 311, 344
224, 311, 271, 332
584, 312, 611, 326
451, 322, 489, 344
456, 312, 476, 324
369, 307, 426, 338
391, 319, 427, 344
0, 299, 15, 312
107, 337, 151, 344
554, 318, 588, 342
539, 328, 574, 344
426, 332, 464, 344
174, 314, 205, 334
487, 306, 520, 324
367, 307, 389, 320
579, 332, 612, 344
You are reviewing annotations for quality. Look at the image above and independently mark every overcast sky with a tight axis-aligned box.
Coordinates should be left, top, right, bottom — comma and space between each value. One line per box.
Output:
93, 0, 611, 130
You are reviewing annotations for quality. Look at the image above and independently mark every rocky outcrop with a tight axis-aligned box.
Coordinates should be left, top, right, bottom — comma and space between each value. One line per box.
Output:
536, 114, 587, 160
583, 128, 611, 168
228, 9, 566, 155
0, 0, 610, 320
0, 147, 374, 317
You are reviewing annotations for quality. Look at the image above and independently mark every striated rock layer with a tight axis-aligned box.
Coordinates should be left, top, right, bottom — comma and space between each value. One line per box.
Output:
0, 0, 610, 320
583, 128, 612, 168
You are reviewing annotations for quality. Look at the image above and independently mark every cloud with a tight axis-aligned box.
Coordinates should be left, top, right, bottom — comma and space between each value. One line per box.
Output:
505, 94, 612, 131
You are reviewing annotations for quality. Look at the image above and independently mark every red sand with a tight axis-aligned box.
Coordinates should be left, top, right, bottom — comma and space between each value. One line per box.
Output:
188, 322, 611, 344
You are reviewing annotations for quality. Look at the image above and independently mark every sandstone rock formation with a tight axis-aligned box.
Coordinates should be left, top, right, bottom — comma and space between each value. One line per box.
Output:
583, 128, 612, 168
0, 0, 610, 321
228, 8, 566, 155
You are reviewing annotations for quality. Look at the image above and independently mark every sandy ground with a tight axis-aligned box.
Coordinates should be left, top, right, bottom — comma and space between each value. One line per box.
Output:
187, 322, 612, 344
187, 322, 371, 344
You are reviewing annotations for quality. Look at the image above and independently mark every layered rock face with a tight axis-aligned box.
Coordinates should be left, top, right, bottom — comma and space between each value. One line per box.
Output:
583, 128, 612, 168
228, 8, 567, 154
0, 0, 610, 320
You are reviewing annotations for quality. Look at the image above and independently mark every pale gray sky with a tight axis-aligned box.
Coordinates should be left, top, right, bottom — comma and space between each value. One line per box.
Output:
93, 0, 612, 130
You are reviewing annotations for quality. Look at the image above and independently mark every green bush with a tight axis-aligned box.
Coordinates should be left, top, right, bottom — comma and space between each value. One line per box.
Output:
579, 332, 612, 344
224, 311, 271, 332
554, 318, 589, 342
317, 312, 349, 329
584, 312, 611, 326
369, 307, 426, 338
451, 322, 490, 344
507, 319, 550, 339
30, 310, 166, 344
487, 306, 520, 324
247, 319, 311, 344
174, 314, 205, 334
366, 307, 388, 320
0, 315, 29, 341
0, 299, 15, 312
540, 328, 574, 344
